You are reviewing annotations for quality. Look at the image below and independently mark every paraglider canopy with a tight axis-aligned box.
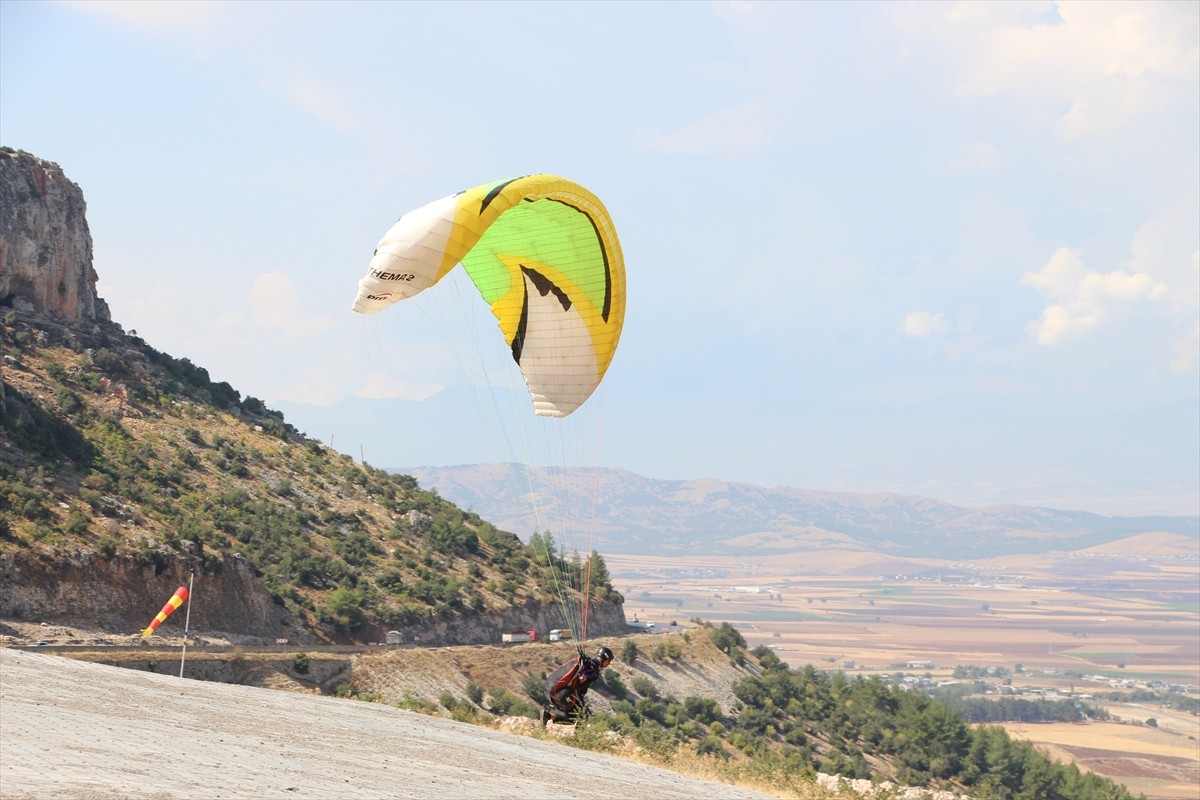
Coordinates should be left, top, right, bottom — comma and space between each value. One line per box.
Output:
353, 174, 626, 418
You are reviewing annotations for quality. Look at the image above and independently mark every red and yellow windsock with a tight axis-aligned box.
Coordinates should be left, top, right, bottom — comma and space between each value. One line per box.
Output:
142, 586, 189, 637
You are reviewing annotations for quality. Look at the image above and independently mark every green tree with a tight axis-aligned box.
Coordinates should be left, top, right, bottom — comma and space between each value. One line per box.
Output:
587, 549, 611, 589
709, 622, 746, 655
323, 585, 366, 629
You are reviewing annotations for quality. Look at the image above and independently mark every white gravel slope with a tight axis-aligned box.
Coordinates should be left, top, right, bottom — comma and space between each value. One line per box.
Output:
0, 649, 774, 800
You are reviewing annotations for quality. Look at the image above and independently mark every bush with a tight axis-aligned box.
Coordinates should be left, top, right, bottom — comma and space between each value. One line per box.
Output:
561, 719, 617, 754
486, 688, 540, 718
96, 535, 119, 559
55, 386, 84, 415
62, 509, 90, 535
602, 669, 628, 700
631, 676, 658, 699
293, 652, 310, 675
322, 585, 367, 629
653, 638, 682, 660
709, 622, 746, 654
696, 736, 729, 759
522, 672, 548, 705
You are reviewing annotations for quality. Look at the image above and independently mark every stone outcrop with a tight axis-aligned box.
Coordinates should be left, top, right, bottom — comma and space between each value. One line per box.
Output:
0, 546, 627, 648
0, 549, 310, 644
0, 150, 111, 324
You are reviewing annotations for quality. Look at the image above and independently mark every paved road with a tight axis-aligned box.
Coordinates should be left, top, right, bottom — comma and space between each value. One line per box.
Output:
0, 649, 775, 800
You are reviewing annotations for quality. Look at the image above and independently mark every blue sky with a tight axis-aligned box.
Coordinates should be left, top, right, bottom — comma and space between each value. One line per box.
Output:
3, 1, 1197, 516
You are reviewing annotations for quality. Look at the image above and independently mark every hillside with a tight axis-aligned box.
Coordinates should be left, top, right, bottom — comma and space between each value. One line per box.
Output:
5, 625, 1145, 800
0, 151, 623, 646
0, 309, 631, 646
403, 463, 1199, 558
1, 647, 777, 800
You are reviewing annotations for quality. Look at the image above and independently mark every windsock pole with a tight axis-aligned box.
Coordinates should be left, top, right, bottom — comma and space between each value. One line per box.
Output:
179, 571, 195, 678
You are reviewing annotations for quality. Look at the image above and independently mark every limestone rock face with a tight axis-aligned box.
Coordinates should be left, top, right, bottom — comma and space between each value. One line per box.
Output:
0, 549, 310, 645
0, 150, 111, 324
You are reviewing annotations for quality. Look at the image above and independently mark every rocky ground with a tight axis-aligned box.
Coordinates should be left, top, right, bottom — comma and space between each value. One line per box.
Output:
1, 622, 972, 800
0, 648, 780, 800
0, 620, 745, 714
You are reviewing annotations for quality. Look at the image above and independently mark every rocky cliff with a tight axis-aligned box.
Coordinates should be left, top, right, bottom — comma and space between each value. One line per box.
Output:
0, 548, 310, 644
0, 149, 111, 325
0, 546, 627, 648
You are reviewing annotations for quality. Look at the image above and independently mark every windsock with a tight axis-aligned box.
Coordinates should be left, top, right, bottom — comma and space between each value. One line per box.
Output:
142, 586, 189, 637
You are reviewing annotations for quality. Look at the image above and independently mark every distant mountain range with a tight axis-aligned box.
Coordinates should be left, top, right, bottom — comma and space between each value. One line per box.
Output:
397, 464, 1199, 559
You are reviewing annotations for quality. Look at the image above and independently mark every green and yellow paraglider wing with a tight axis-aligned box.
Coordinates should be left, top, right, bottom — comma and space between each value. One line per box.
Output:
353, 174, 625, 417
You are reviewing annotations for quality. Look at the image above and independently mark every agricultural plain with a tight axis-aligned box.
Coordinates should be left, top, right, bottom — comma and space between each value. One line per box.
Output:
607, 531, 1199, 799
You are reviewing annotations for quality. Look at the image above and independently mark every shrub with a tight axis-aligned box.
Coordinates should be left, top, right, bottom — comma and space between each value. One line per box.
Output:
696, 736, 729, 759
631, 676, 658, 699
653, 638, 682, 660
602, 669, 628, 700
486, 688, 539, 718
62, 509, 90, 535
709, 622, 746, 654
55, 386, 84, 415
522, 672, 547, 705
96, 535, 119, 559
561, 719, 617, 754
322, 585, 367, 629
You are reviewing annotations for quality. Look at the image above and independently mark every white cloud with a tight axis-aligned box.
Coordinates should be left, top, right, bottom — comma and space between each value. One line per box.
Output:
254, 67, 365, 136
96, 278, 186, 342
903, 311, 949, 337
633, 98, 775, 157
950, 140, 1001, 170
269, 367, 351, 407
355, 371, 443, 402
245, 270, 338, 339
1022, 246, 1167, 344
63, 0, 365, 135
1022, 196, 1197, 354
893, 0, 1199, 140
63, 0, 217, 31
1126, 202, 1200, 314
1172, 321, 1200, 374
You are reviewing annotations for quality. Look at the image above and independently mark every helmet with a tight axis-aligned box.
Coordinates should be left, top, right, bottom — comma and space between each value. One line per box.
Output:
595, 646, 614, 667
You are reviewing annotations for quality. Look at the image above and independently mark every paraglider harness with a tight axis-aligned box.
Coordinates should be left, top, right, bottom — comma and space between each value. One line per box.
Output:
545, 645, 600, 724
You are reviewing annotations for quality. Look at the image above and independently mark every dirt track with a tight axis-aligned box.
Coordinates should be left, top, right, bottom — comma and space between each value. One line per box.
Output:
0, 649, 774, 800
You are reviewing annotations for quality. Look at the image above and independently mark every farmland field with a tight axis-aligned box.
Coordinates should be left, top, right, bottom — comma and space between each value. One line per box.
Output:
1002, 716, 1199, 800
606, 532, 1199, 799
